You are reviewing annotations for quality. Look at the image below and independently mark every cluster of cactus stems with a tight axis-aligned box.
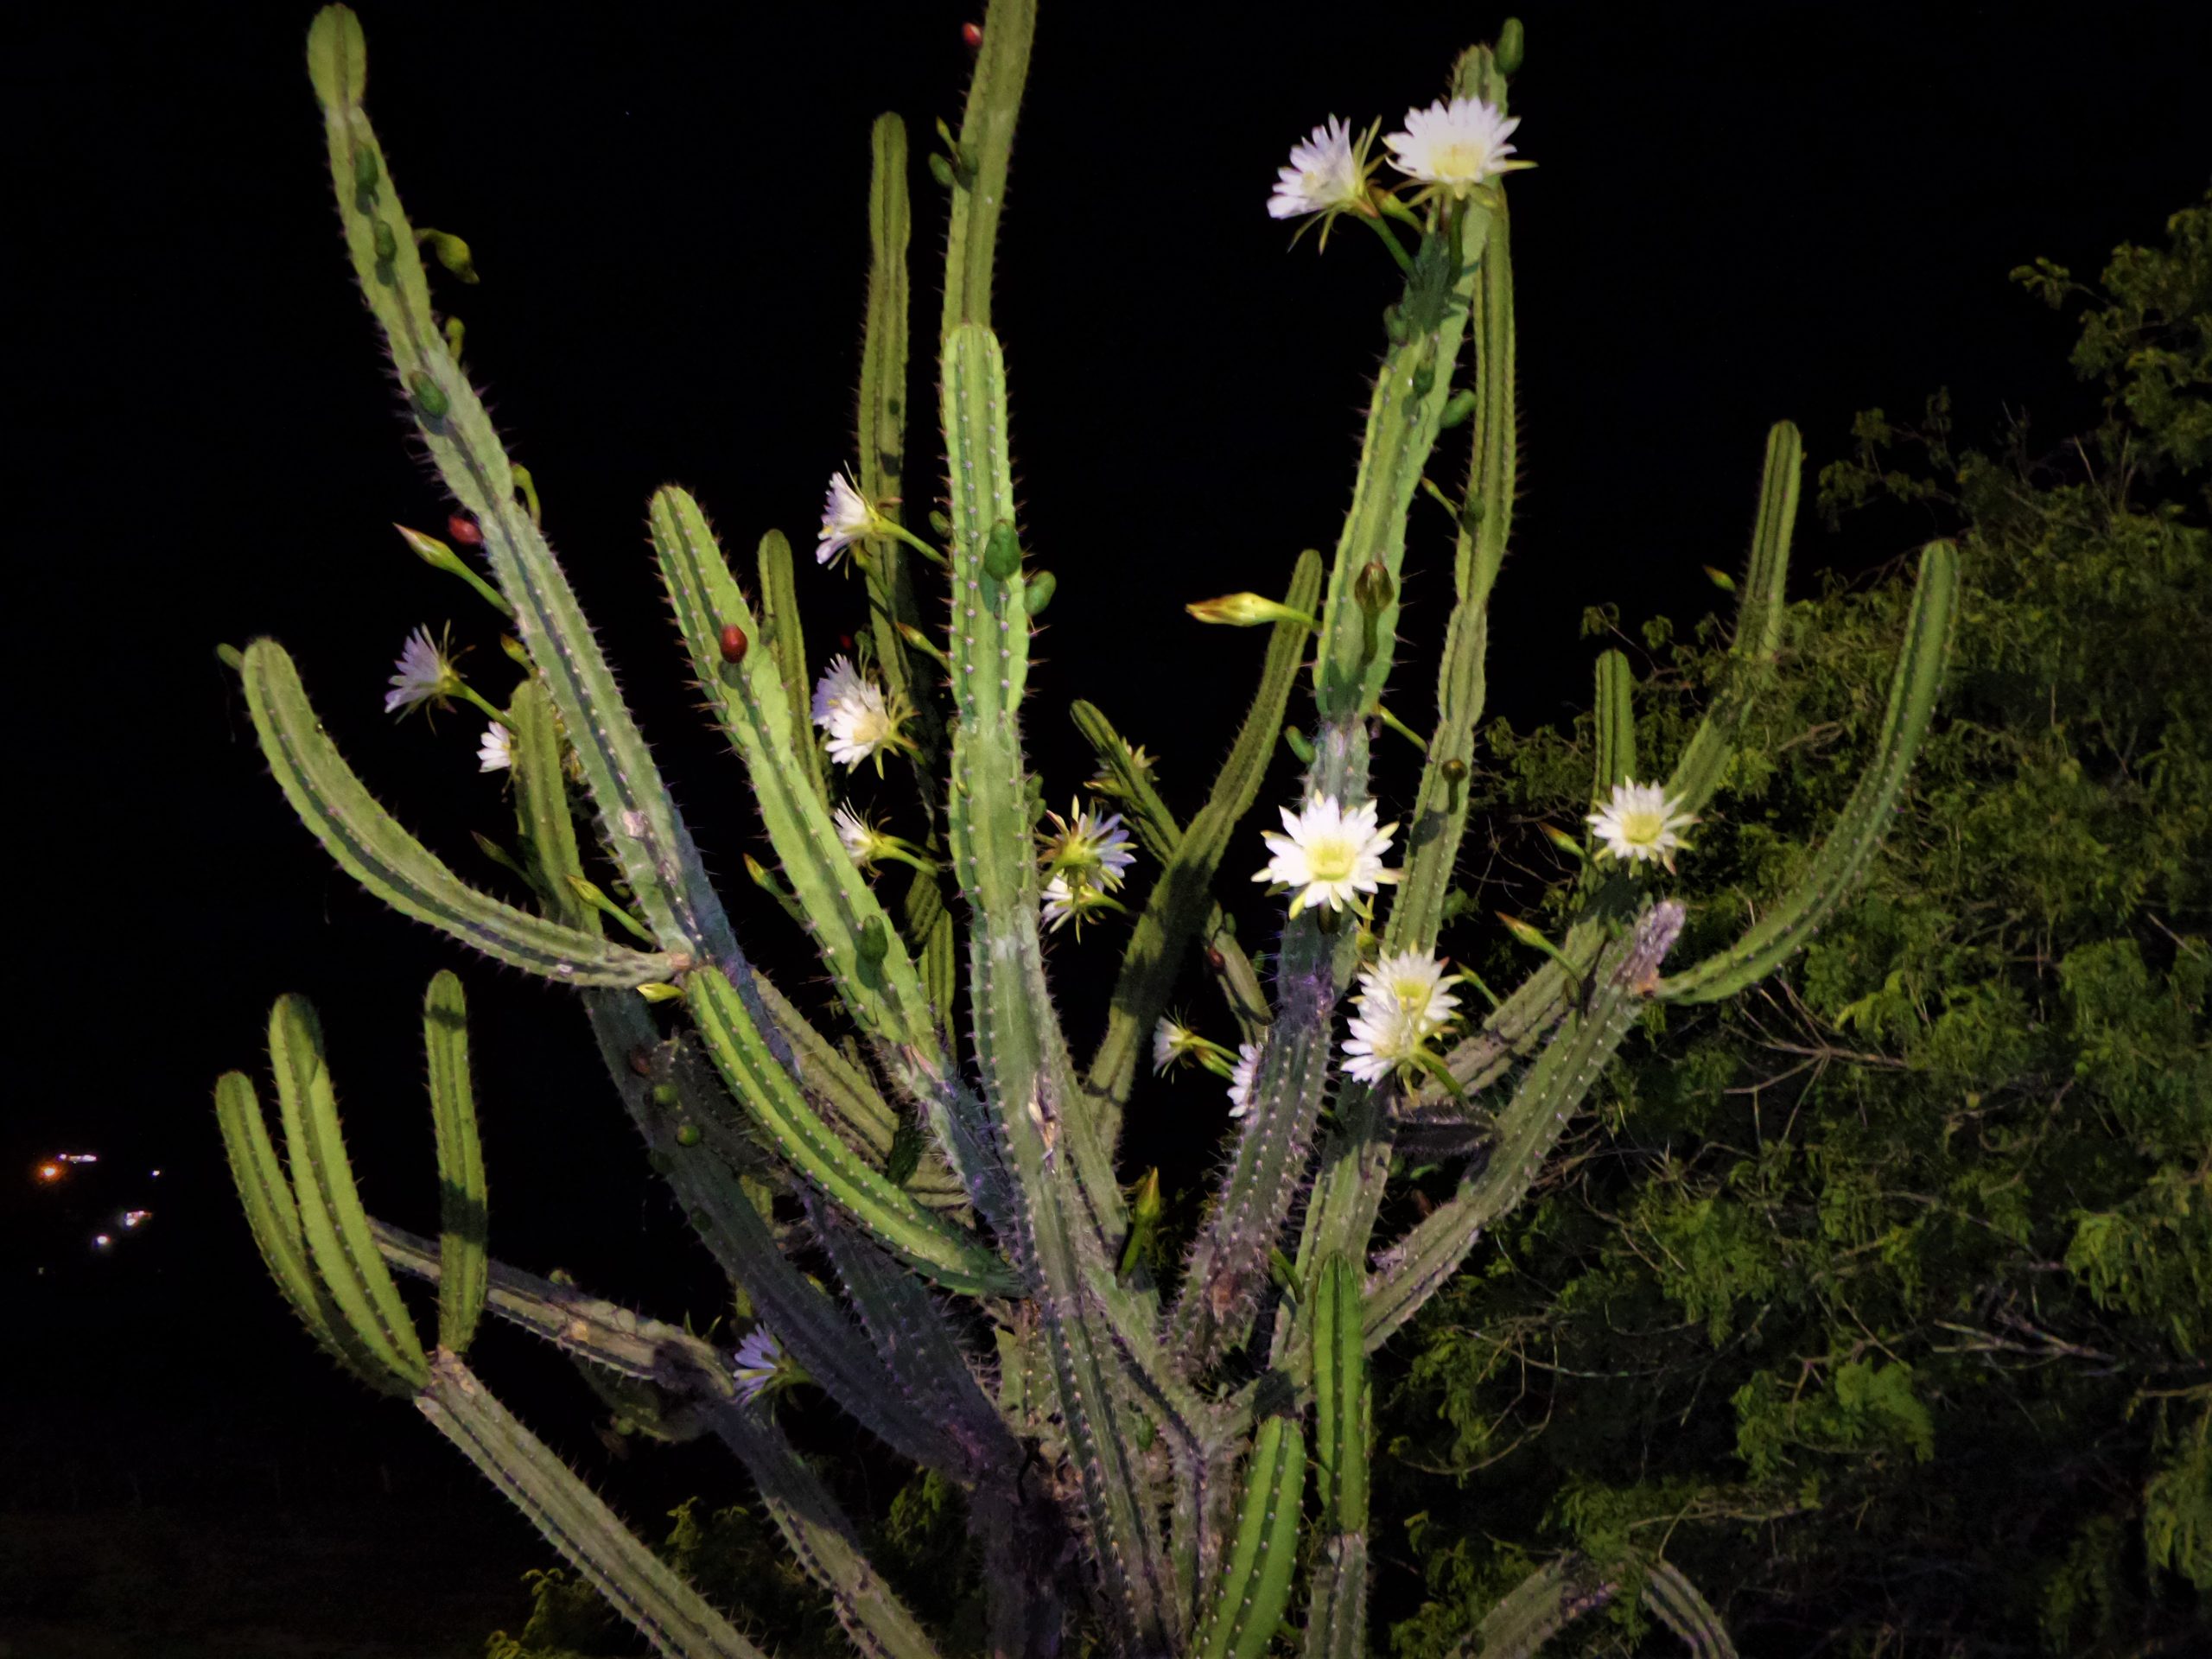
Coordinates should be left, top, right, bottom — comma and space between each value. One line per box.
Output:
213, 6, 1960, 1657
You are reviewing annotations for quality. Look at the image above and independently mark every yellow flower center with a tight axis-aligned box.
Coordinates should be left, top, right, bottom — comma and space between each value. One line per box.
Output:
1306, 835, 1358, 882
1427, 142, 1490, 181
1618, 808, 1665, 846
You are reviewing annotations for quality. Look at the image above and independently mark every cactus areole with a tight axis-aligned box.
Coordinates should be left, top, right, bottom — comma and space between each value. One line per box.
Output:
214, 5, 1956, 1655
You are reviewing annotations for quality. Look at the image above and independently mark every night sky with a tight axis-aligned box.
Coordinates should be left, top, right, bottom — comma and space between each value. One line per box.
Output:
10, 0, 2209, 1548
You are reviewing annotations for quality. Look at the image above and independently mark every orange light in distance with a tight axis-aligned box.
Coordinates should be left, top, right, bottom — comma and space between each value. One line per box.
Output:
35, 1162, 63, 1183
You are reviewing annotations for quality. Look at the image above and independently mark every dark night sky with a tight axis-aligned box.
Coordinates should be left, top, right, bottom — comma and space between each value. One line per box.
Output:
9, 0, 2208, 1510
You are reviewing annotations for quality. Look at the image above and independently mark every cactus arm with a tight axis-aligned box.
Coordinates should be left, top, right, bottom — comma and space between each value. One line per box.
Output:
756, 529, 832, 810
1301, 1254, 1371, 1659
1196, 1416, 1306, 1659
417, 1349, 764, 1659
587, 988, 976, 1477
1363, 904, 1684, 1351
238, 640, 680, 986
1085, 550, 1321, 1116
651, 488, 950, 1083
1592, 650, 1637, 797
858, 112, 937, 765
1664, 422, 1803, 817
215, 1071, 396, 1390
1466, 1554, 1615, 1659
423, 969, 486, 1355
1069, 702, 1269, 1039
268, 993, 429, 1389
1460, 1554, 1737, 1659
306, 8, 734, 964
1659, 541, 1957, 1002
811, 1200, 1025, 1484
940, 327, 1180, 1650
699, 1385, 948, 1659
687, 965, 1018, 1296
940, 0, 1034, 339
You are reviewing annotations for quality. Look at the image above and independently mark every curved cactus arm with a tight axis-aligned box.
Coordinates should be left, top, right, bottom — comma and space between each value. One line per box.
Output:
238, 640, 680, 986
1196, 1416, 1306, 1659
1592, 650, 1637, 799
1459, 1553, 1737, 1659
650, 489, 954, 1090
1664, 422, 1804, 818
1085, 549, 1322, 1119
423, 970, 486, 1355
268, 993, 430, 1389
687, 966, 1018, 1297
1363, 904, 1685, 1352
940, 0, 1034, 340
699, 1386, 948, 1659
1660, 541, 1957, 1003
1466, 1554, 1616, 1659
810, 1199, 1025, 1486
215, 1071, 397, 1392
417, 1350, 763, 1659
586, 988, 976, 1478
1070, 701, 1269, 1040
305, 7, 735, 964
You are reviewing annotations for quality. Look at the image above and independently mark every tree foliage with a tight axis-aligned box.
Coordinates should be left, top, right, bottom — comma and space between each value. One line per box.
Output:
1384, 196, 2209, 1656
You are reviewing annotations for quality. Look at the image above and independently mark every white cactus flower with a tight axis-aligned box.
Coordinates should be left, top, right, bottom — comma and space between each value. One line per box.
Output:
477, 721, 512, 772
816, 469, 880, 568
1383, 96, 1529, 198
1254, 793, 1399, 917
1586, 779, 1698, 874
810, 655, 905, 771
1153, 1017, 1198, 1075
731, 1329, 784, 1405
1342, 948, 1460, 1084
383, 625, 460, 715
1268, 116, 1369, 224
1040, 800, 1136, 890
833, 804, 891, 867
1226, 1041, 1262, 1119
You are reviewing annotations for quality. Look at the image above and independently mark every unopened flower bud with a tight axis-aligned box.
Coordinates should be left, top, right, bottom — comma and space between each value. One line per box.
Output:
637, 982, 683, 1003
409, 372, 449, 421
627, 1044, 653, 1077
1439, 388, 1478, 429
928, 509, 953, 537
397, 524, 461, 572
1185, 593, 1319, 629
372, 219, 397, 264
448, 513, 482, 547
1025, 569, 1058, 615
718, 623, 749, 664
1441, 757, 1469, 785
1703, 565, 1737, 592
674, 1123, 702, 1147
928, 151, 958, 190
984, 519, 1022, 581
1497, 17, 1526, 75
500, 635, 531, 668
416, 228, 479, 283
961, 21, 982, 48
857, 917, 890, 962
1354, 559, 1395, 616
352, 146, 379, 197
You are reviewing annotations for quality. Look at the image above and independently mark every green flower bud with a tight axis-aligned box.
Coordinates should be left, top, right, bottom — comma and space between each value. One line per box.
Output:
352, 146, 379, 197
416, 227, 479, 283
674, 1123, 702, 1148
372, 219, 397, 264
408, 372, 449, 421
1025, 569, 1057, 614
928, 151, 957, 190
928, 508, 953, 538
1185, 593, 1319, 629
857, 917, 889, 962
1497, 17, 1526, 75
1438, 388, 1478, 429
651, 1083, 680, 1108
1283, 727, 1314, 765
1411, 360, 1435, 397
1441, 757, 1469, 785
984, 518, 1022, 581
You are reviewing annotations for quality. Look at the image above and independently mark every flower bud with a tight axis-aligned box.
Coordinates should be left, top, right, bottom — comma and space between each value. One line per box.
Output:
409, 372, 449, 421
637, 982, 683, 1003
1185, 593, 1319, 629
718, 623, 749, 664
1441, 757, 1469, 785
627, 1044, 654, 1077
651, 1084, 679, 1108
1354, 559, 1395, 616
1205, 945, 1227, 972
674, 1123, 702, 1147
448, 512, 482, 547
352, 146, 379, 197
961, 21, 982, 48
928, 509, 953, 538
857, 917, 890, 962
928, 151, 958, 190
984, 519, 1022, 581
372, 220, 397, 264
416, 228, 479, 283
1438, 388, 1478, 429
1703, 565, 1737, 592
397, 524, 461, 571
1497, 17, 1526, 75
500, 635, 531, 668
1025, 569, 1058, 615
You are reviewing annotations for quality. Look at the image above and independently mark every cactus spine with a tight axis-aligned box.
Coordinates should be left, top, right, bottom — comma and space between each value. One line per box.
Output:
213, 7, 1955, 1655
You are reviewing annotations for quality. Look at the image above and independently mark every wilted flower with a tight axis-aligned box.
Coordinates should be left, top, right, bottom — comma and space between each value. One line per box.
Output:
1226, 1041, 1262, 1118
1268, 117, 1380, 251
384, 625, 463, 717
731, 1328, 784, 1405
1255, 794, 1399, 917
1039, 800, 1135, 889
1383, 96, 1529, 198
816, 470, 884, 568
1586, 779, 1697, 874
1041, 872, 1122, 936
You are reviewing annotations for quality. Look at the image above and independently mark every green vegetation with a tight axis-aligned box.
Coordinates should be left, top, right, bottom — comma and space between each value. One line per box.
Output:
1385, 195, 2209, 1657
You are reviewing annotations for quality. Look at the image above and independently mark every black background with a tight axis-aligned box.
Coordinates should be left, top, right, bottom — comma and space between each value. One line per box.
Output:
9, 0, 2209, 1619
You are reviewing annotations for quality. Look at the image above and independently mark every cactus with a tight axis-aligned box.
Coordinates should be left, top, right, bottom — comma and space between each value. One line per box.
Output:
213, 8, 1958, 1656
